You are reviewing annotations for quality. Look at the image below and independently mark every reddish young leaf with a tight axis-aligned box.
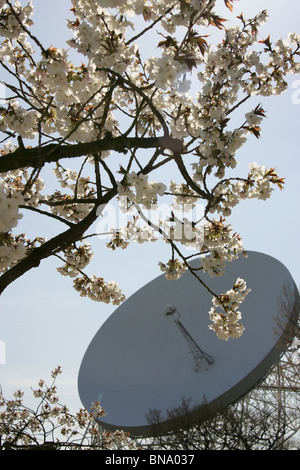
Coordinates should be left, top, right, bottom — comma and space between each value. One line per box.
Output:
208, 15, 227, 30
157, 35, 178, 49
259, 35, 272, 51
248, 126, 261, 138
254, 104, 267, 118
196, 36, 209, 55
143, 6, 152, 22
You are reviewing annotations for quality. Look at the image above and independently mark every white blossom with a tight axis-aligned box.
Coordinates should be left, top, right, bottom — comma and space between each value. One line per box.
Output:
0, 0, 298, 340
209, 277, 251, 340
159, 258, 188, 280
0, 182, 23, 232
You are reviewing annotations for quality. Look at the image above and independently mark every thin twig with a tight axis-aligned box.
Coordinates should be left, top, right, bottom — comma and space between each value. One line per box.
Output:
19, 205, 74, 227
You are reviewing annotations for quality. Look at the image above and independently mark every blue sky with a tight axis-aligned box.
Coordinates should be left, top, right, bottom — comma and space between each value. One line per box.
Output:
0, 0, 299, 415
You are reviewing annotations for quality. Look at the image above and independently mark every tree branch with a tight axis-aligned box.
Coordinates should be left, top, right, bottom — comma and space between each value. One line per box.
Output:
0, 190, 116, 295
0, 135, 183, 173
172, 150, 212, 201
19, 205, 74, 227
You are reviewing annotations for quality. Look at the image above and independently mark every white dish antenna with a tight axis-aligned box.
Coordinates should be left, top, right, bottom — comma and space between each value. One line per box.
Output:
78, 251, 299, 437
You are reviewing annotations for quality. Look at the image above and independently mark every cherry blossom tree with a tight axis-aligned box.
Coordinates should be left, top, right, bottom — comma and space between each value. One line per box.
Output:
1, 322, 299, 450
0, 0, 299, 340
0, 366, 140, 449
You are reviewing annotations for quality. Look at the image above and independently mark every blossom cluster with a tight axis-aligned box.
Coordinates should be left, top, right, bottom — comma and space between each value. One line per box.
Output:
0, 167, 46, 272
0, 2, 298, 147
103, 202, 203, 251
0, 182, 26, 271
117, 172, 167, 209
209, 278, 252, 341
0, 182, 23, 233
0, 1, 33, 34
50, 164, 96, 222
200, 217, 245, 278
169, 181, 199, 210
105, 216, 158, 251
212, 162, 286, 217
0, 367, 138, 450
73, 275, 126, 305
56, 242, 94, 278
158, 258, 188, 280
0, 232, 24, 272
57, 242, 125, 304
0, 0, 299, 340
1, 165, 45, 209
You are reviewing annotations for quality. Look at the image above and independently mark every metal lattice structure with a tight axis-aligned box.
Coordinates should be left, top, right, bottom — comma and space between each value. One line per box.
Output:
164, 305, 214, 373
140, 291, 300, 450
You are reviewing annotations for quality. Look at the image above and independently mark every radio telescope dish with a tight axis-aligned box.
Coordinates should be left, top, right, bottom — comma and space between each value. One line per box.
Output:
78, 251, 299, 437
